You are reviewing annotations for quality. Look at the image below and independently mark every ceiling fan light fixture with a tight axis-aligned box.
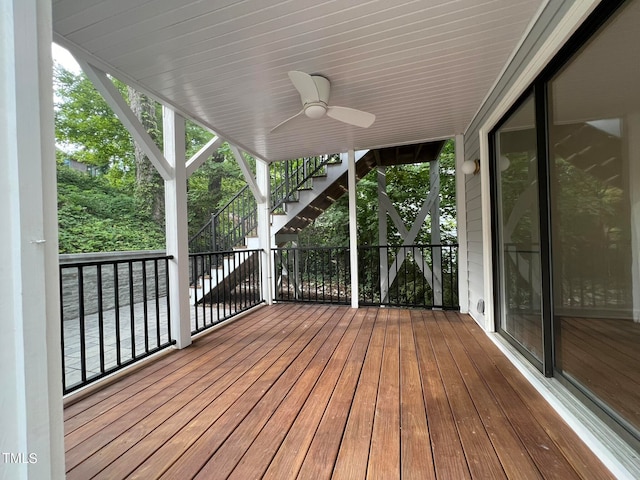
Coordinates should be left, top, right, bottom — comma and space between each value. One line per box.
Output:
304, 103, 327, 119
270, 71, 375, 132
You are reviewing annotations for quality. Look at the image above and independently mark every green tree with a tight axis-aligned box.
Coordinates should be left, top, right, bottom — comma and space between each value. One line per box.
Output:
299, 139, 457, 247
54, 64, 135, 189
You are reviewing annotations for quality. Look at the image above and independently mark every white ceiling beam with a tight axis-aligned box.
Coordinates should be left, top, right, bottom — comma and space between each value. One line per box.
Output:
77, 59, 173, 180
186, 135, 223, 178
229, 145, 265, 204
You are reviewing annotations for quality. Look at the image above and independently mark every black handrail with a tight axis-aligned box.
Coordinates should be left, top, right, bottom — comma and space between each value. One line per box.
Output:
273, 246, 351, 304
190, 249, 263, 333
272, 244, 460, 309
358, 244, 459, 309
60, 253, 175, 394
270, 154, 341, 213
190, 185, 257, 253
189, 154, 341, 253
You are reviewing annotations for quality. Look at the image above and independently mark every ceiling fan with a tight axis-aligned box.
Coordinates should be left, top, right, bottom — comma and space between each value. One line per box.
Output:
271, 71, 375, 132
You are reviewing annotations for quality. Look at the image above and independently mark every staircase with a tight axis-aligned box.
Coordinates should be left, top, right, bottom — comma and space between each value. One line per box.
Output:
189, 237, 261, 305
188, 141, 445, 305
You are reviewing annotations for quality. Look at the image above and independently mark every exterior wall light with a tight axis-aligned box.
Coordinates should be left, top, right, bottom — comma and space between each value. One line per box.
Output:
462, 158, 480, 175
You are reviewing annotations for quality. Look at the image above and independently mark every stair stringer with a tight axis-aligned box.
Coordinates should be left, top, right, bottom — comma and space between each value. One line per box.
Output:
271, 150, 373, 240
189, 245, 259, 305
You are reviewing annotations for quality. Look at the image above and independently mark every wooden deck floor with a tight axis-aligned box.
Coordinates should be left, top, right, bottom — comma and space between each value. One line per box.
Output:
64, 304, 614, 479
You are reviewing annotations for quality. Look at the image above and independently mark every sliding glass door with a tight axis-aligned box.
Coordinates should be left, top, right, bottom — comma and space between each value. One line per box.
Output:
493, 95, 543, 365
548, 0, 640, 436
491, 0, 640, 444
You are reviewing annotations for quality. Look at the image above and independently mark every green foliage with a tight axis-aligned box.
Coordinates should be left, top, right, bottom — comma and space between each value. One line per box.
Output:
299, 139, 458, 247
54, 64, 135, 190
57, 165, 165, 253
187, 142, 248, 238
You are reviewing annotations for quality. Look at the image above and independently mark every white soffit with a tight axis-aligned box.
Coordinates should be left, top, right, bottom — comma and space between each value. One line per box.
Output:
52, 0, 544, 162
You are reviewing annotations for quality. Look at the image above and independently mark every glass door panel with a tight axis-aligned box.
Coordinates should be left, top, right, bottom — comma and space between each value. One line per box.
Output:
494, 95, 543, 363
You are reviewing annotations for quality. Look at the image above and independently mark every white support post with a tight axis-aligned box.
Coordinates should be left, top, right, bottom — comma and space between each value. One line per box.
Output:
455, 134, 470, 313
1, 1, 65, 478
163, 107, 191, 348
378, 166, 389, 301
431, 159, 443, 306
256, 159, 273, 304
348, 150, 359, 307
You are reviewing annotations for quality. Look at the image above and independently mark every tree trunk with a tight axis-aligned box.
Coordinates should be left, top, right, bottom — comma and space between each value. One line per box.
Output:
128, 86, 164, 224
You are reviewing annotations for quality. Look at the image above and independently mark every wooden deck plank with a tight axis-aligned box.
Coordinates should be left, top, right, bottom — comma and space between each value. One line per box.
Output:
321, 308, 384, 480
131, 305, 342, 479
63, 305, 615, 480
450, 311, 613, 480
66, 305, 322, 478
366, 307, 401, 479
157, 305, 349, 478
65, 305, 304, 454
193, 307, 363, 479
426, 311, 508, 479
64, 303, 295, 428
436, 312, 543, 479
398, 308, 435, 480
296, 308, 385, 480
412, 310, 472, 479
227, 308, 376, 480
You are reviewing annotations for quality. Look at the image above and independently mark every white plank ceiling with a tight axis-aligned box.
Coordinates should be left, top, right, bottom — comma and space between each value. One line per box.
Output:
52, 0, 544, 162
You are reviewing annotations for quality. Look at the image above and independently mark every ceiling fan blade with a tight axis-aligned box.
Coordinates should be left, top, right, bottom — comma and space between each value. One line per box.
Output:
270, 109, 304, 133
326, 105, 375, 128
288, 71, 321, 104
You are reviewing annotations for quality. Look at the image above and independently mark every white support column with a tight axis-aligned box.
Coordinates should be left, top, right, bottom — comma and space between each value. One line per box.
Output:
163, 107, 192, 348
256, 159, 273, 304
348, 150, 359, 307
1, 1, 65, 478
378, 166, 389, 301
430, 159, 443, 306
455, 134, 470, 313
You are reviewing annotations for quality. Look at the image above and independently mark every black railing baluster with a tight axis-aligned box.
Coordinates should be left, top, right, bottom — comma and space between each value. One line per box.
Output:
78, 266, 86, 383
97, 264, 105, 373
128, 261, 136, 358
142, 261, 149, 354
165, 258, 172, 343
59, 265, 66, 392
192, 255, 199, 331
154, 259, 161, 348
114, 263, 121, 367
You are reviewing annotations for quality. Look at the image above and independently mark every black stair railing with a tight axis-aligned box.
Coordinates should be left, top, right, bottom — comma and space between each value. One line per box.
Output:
270, 153, 341, 213
189, 153, 341, 253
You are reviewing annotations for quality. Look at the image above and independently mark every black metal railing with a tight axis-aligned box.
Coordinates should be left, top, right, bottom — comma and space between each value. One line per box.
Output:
59, 252, 175, 394
189, 185, 258, 253
273, 246, 351, 304
190, 249, 263, 333
272, 244, 459, 309
190, 154, 340, 253
359, 244, 459, 309
270, 154, 341, 213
